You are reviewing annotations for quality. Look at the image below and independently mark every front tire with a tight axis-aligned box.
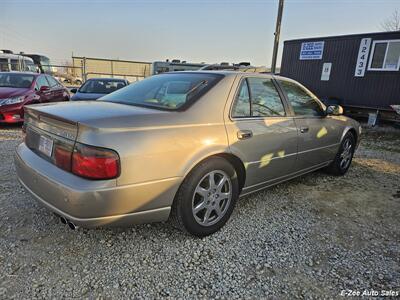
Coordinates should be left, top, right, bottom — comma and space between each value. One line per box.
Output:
170, 157, 239, 237
325, 132, 356, 176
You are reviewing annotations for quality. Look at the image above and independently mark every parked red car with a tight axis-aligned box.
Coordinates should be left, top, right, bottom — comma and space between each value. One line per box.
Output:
0, 72, 70, 123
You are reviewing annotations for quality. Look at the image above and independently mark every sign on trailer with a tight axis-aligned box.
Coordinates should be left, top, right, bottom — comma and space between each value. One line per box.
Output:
354, 38, 371, 77
321, 62, 332, 81
299, 41, 324, 60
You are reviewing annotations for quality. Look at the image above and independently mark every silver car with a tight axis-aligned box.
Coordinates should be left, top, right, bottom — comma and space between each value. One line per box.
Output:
15, 71, 361, 236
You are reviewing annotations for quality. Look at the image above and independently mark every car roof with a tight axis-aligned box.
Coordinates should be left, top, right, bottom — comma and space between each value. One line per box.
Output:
87, 78, 127, 81
0, 53, 34, 61
170, 70, 290, 79
160, 70, 247, 76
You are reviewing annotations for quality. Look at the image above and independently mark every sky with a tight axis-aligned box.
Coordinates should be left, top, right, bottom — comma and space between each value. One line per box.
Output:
0, 0, 399, 66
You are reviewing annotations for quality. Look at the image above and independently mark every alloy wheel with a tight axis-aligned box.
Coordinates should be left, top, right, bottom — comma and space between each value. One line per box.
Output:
340, 138, 353, 170
191, 170, 232, 227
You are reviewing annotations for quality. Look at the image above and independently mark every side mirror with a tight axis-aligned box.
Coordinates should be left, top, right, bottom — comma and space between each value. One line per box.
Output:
70, 88, 77, 94
326, 105, 343, 116
39, 85, 50, 92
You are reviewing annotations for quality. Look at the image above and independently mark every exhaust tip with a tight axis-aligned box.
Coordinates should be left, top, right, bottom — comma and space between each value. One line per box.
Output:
60, 216, 67, 224
67, 221, 76, 230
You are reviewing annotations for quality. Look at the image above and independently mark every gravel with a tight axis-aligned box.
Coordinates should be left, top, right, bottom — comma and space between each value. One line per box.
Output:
0, 123, 399, 299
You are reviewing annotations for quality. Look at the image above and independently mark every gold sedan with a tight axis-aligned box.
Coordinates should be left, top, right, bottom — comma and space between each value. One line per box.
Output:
15, 71, 360, 236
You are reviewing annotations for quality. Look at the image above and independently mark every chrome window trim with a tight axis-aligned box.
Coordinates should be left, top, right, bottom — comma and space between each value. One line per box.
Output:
244, 142, 340, 166
275, 78, 327, 117
240, 161, 332, 194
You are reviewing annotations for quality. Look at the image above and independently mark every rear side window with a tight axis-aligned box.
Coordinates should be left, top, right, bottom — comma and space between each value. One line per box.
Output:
10, 59, 19, 71
232, 80, 250, 117
247, 78, 285, 117
232, 77, 285, 118
46, 76, 59, 87
278, 80, 325, 117
0, 58, 9, 71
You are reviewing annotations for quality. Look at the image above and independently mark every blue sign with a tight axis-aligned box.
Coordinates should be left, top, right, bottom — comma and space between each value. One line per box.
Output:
300, 41, 324, 60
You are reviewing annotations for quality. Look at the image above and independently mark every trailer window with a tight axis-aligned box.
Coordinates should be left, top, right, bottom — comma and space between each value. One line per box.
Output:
10, 59, 19, 71
24, 59, 37, 72
368, 40, 400, 71
0, 58, 8, 71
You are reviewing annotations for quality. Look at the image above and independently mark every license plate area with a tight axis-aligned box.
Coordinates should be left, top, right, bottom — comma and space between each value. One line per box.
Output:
38, 135, 54, 157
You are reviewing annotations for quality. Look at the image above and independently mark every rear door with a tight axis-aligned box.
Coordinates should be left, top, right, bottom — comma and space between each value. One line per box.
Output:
277, 79, 340, 171
224, 75, 298, 192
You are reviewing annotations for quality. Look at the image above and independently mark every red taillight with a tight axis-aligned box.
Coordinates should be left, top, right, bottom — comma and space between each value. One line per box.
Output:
71, 144, 120, 180
54, 145, 72, 172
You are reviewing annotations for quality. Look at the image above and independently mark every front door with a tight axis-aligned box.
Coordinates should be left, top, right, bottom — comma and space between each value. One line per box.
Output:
225, 76, 298, 193
277, 79, 340, 171
35, 75, 52, 103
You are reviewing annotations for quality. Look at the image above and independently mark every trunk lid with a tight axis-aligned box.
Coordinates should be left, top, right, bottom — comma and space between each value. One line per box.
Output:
25, 105, 78, 141
25, 101, 171, 131
23, 101, 172, 165
24, 106, 78, 167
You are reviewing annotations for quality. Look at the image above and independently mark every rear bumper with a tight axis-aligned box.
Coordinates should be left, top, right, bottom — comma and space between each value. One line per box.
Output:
0, 105, 24, 123
15, 143, 181, 228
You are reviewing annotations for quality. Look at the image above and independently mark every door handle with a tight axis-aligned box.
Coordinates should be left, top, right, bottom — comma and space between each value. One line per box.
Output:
237, 130, 253, 140
300, 127, 309, 133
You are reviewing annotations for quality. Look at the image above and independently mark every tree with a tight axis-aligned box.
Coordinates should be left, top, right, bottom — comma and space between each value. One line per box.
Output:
380, 9, 400, 32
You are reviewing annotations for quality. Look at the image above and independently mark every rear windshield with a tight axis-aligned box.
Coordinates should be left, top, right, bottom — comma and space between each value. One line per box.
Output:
0, 73, 34, 88
101, 73, 223, 110
79, 79, 127, 94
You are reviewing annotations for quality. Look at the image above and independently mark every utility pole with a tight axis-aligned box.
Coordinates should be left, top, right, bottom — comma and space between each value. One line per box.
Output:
271, 0, 284, 74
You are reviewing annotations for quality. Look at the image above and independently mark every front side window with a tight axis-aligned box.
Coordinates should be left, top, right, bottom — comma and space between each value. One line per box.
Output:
232, 77, 285, 118
369, 40, 400, 71
279, 80, 325, 117
35, 76, 49, 90
101, 73, 223, 110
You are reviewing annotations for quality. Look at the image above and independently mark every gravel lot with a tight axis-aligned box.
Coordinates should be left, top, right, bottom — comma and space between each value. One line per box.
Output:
0, 124, 399, 299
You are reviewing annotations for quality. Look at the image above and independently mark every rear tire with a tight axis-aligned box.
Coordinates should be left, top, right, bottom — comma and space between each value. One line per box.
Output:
325, 132, 356, 176
170, 157, 239, 237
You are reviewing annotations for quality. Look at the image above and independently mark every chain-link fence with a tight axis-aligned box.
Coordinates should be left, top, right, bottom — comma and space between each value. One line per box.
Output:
72, 56, 151, 83
39, 64, 84, 86
13, 57, 154, 87
39, 57, 152, 86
